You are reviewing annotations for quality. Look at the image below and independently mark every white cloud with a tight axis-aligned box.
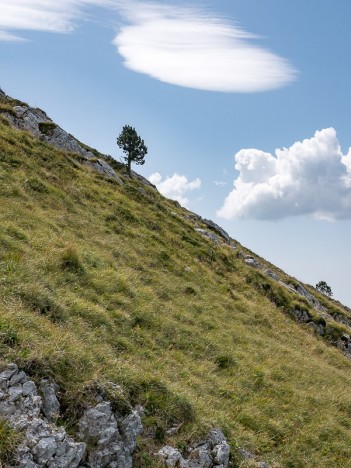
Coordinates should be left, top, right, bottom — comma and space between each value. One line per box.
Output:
0, 0, 112, 40
214, 181, 227, 187
149, 172, 201, 207
218, 128, 351, 221
113, 3, 297, 93
0, 0, 296, 93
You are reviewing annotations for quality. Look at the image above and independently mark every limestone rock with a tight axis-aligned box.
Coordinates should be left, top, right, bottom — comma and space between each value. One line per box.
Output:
157, 446, 185, 467
78, 401, 143, 468
3, 101, 119, 181
194, 228, 220, 244
157, 428, 230, 468
265, 269, 279, 281
244, 256, 261, 268
201, 219, 231, 243
40, 379, 60, 422
0, 364, 86, 467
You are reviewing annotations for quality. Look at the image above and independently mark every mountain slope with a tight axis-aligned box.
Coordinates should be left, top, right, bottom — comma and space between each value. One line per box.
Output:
1, 92, 351, 467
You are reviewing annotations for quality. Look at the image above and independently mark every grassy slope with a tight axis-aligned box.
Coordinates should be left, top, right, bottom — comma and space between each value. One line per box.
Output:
0, 117, 351, 467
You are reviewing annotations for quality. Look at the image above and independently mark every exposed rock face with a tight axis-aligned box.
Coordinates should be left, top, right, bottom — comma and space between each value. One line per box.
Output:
201, 219, 231, 243
337, 334, 351, 357
78, 402, 142, 468
40, 379, 60, 422
1, 94, 122, 183
0, 364, 86, 467
0, 363, 143, 467
157, 428, 230, 467
194, 228, 220, 244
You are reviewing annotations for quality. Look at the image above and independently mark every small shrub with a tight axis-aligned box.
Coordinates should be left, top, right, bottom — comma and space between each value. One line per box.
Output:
215, 354, 236, 370
0, 322, 19, 347
60, 246, 84, 274
38, 121, 57, 136
184, 286, 197, 295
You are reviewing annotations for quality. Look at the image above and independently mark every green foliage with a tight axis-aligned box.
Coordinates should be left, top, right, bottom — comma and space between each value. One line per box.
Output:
0, 420, 20, 464
117, 125, 148, 175
214, 354, 236, 370
38, 121, 57, 136
60, 246, 85, 274
316, 280, 333, 298
0, 322, 19, 347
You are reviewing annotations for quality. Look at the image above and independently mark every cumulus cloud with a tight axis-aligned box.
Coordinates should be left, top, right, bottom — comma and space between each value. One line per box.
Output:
149, 172, 201, 207
218, 128, 351, 221
113, 3, 297, 93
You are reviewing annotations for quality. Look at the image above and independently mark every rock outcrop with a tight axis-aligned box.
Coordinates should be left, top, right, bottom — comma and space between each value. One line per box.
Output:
157, 428, 230, 467
201, 219, 231, 244
78, 401, 142, 468
0, 364, 143, 467
0, 92, 122, 183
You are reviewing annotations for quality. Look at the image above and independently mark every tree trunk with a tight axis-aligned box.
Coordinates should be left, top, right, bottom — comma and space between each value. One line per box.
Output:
127, 157, 132, 177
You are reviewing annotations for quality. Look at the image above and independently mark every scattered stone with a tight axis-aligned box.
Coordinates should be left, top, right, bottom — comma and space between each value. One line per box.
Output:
201, 219, 231, 243
194, 228, 220, 244
0, 363, 18, 380
265, 269, 279, 281
244, 256, 261, 268
157, 428, 230, 467
166, 423, 182, 437
157, 446, 184, 467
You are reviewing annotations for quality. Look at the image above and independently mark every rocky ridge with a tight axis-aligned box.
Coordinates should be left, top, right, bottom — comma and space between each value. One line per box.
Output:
0, 90, 123, 183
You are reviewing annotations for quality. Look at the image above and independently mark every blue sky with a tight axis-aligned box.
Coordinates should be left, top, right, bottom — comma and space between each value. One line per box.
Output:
1, 0, 351, 306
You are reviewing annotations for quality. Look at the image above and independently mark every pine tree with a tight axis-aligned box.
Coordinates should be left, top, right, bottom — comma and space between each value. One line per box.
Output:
117, 125, 148, 176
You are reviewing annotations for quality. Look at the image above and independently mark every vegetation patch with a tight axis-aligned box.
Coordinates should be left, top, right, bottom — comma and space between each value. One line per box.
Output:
38, 121, 57, 136
0, 420, 21, 464
60, 246, 85, 274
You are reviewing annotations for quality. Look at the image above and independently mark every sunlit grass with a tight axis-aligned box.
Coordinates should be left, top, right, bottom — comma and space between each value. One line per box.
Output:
0, 120, 351, 466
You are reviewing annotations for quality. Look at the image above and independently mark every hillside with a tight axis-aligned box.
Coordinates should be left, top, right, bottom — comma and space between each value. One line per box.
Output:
1, 91, 351, 467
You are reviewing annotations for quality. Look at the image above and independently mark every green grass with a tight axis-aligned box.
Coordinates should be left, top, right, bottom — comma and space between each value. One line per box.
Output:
0, 420, 21, 463
1, 118, 351, 466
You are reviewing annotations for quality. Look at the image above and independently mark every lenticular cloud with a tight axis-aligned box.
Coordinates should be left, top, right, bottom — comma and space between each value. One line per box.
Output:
113, 4, 297, 93
218, 128, 351, 221
0, 0, 296, 93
